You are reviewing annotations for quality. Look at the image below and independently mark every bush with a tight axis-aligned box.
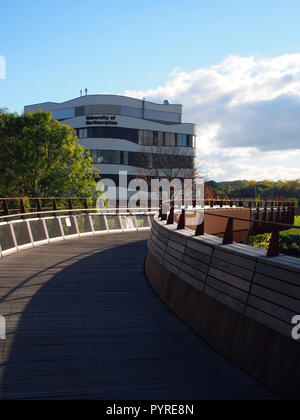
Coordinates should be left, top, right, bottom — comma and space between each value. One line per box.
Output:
247, 233, 300, 258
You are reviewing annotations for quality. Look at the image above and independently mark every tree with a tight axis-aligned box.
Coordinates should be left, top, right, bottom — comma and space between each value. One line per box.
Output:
137, 144, 202, 181
0, 111, 99, 197
136, 144, 203, 201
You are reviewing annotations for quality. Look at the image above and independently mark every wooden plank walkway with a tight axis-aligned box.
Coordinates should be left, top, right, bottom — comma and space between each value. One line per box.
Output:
0, 232, 278, 400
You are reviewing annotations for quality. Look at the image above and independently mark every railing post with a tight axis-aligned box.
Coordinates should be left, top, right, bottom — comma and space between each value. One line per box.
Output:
267, 226, 280, 257
2, 199, 9, 216
167, 201, 174, 225
84, 198, 89, 216
53, 199, 58, 218
276, 202, 281, 223
161, 213, 167, 221
261, 204, 267, 233
290, 202, 295, 224
270, 202, 274, 223
195, 218, 204, 236
20, 199, 26, 215
223, 217, 234, 245
36, 199, 42, 217
161, 200, 168, 221
177, 209, 185, 230
252, 206, 260, 235
158, 204, 162, 219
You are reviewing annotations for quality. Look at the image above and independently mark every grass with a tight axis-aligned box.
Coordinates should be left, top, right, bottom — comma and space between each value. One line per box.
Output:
280, 216, 300, 236
247, 216, 300, 258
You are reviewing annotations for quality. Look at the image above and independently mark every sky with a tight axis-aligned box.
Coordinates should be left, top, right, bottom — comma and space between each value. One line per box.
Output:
1, 0, 300, 181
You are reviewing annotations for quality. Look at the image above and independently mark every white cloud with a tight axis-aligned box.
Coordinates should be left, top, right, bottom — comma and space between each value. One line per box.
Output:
0, 55, 6, 80
124, 54, 300, 180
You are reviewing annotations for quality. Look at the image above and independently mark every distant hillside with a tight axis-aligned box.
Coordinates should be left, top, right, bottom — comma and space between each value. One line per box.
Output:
205, 180, 300, 205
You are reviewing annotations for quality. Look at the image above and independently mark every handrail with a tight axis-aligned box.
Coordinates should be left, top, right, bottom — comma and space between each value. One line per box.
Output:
0, 209, 155, 258
0, 208, 159, 222
159, 203, 299, 258
204, 211, 300, 230
1, 197, 296, 217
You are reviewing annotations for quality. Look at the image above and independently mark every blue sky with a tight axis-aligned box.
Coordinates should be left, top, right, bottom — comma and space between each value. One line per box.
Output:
1, 0, 300, 180
1, 0, 300, 112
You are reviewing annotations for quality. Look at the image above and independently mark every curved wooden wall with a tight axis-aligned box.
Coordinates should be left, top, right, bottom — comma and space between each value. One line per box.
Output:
146, 217, 300, 399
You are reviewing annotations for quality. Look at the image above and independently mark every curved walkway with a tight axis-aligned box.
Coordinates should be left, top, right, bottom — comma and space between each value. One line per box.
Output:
0, 232, 277, 400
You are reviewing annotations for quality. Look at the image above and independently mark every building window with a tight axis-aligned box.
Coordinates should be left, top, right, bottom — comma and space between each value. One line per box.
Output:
177, 134, 187, 147
89, 149, 194, 169
52, 108, 75, 120
79, 128, 88, 138
169, 133, 176, 146
89, 150, 121, 164
81, 127, 193, 147
164, 132, 170, 146
123, 151, 129, 165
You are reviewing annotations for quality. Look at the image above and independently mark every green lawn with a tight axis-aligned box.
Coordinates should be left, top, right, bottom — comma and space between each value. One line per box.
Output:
247, 216, 300, 258
280, 216, 300, 236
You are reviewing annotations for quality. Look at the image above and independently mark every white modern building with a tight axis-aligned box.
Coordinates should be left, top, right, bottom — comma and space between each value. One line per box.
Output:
24, 94, 197, 188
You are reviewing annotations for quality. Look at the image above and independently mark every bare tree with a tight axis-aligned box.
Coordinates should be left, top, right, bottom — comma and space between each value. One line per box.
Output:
137, 145, 203, 203
137, 144, 201, 180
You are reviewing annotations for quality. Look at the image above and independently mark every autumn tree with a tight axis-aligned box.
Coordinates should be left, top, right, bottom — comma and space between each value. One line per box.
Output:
0, 111, 99, 197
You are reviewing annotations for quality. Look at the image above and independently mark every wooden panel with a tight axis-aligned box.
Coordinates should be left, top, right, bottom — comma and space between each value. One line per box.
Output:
204, 285, 246, 313
210, 257, 253, 282
186, 238, 214, 256
247, 295, 295, 324
251, 284, 300, 314
206, 276, 248, 303
167, 240, 186, 253
168, 230, 189, 246
183, 255, 210, 274
213, 249, 256, 271
253, 273, 300, 300
179, 262, 207, 283
208, 267, 251, 292
256, 262, 300, 285
245, 307, 292, 338
178, 271, 205, 292
184, 246, 211, 265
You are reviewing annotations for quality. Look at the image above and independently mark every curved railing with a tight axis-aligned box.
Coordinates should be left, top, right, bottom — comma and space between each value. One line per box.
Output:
0, 197, 295, 217
146, 215, 300, 399
0, 208, 156, 258
162, 202, 298, 257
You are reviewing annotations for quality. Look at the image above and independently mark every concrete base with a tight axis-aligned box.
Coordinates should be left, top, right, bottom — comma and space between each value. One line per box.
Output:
145, 252, 300, 400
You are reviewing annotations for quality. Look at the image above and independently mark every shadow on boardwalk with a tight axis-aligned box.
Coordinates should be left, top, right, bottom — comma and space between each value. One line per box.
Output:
0, 233, 277, 399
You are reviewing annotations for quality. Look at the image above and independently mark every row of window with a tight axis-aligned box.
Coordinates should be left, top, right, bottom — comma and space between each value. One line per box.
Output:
90, 150, 129, 165
52, 104, 181, 124
88, 149, 194, 169
76, 127, 195, 148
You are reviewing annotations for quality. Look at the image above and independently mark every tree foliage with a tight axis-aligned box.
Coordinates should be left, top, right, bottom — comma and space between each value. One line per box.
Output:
0, 111, 99, 197
206, 179, 300, 204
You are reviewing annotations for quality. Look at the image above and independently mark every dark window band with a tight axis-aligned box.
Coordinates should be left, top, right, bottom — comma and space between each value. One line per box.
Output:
76, 127, 194, 148
89, 149, 194, 169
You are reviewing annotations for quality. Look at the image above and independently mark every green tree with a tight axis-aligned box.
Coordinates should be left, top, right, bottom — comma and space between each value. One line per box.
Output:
0, 111, 99, 197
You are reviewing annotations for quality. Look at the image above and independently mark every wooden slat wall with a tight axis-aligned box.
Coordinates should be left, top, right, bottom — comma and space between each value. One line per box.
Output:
149, 217, 300, 339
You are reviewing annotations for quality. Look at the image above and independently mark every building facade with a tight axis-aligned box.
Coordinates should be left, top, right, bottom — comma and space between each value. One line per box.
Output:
24, 94, 197, 187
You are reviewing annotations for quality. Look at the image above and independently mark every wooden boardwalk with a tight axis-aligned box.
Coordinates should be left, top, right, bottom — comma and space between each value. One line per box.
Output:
0, 232, 277, 400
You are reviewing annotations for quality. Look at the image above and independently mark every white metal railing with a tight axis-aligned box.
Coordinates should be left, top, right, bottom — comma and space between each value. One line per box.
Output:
0, 209, 157, 258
